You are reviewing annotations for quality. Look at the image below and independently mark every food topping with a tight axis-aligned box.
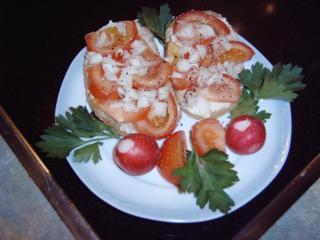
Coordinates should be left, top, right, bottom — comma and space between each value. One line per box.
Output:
157, 131, 187, 185
84, 20, 179, 138
166, 10, 255, 118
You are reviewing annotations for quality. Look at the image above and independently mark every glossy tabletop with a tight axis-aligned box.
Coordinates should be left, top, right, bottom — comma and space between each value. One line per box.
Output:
1, 0, 320, 239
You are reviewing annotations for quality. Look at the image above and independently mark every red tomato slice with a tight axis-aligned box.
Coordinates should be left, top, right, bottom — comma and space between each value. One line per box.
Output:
173, 10, 231, 36
86, 64, 119, 100
140, 47, 161, 62
171, 77, 192, 90
191, 118, 226, 156
200, 74, 242, 103
157, 131, 187, 185
196, 37, 215, 67
133, 93, 179, 139
132, 62, 171, 90
171, 66, 198, 90
215, 41, 255, 63
84, 21, 137, 56
98, 100, 150, 123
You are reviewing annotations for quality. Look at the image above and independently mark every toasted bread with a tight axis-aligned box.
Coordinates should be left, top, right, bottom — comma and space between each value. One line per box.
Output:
165, 10, 253, 119
83, 20, 180, 138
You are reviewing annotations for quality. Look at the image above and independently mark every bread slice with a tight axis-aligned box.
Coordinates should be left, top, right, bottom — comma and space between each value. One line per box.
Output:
165, 10, 251, 119
83, 20, 180, 138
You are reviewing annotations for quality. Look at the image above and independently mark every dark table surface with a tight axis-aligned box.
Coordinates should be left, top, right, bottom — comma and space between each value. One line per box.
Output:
1, 0, 320, 239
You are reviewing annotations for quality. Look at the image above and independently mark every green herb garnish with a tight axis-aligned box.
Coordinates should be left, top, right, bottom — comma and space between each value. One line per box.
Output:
137, 4, 173, 43
231, 62, 306, 121
36, 106, 119, 163
174, 149, 239, 214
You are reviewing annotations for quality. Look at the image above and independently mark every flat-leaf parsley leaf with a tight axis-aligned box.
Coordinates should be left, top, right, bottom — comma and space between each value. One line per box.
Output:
174, 149, 239, 214
36, 106, 119, 163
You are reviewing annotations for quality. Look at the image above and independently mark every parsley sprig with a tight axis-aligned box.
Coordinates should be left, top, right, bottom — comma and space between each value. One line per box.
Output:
137, 4, 173, 43
36, 106, 119, 163
231, 62, 306, 121
174, 149, 239, 214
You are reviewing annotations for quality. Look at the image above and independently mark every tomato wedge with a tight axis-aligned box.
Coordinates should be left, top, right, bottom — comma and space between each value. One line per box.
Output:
98, 101, 150, 123
86, 64, 119, 100
133, 93, 179, 139
132, 62, 171, 90
157, 131, 187, 185
173, 10, 231, 36
200, 74, 242, 103
215, 41, 254, 63
191, 118, 226, 156
84, 21, 138, 56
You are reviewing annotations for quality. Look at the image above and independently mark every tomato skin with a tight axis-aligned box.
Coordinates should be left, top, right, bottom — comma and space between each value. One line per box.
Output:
191, 118, 226, 156
171, 77, 192, 90
226, 115, 266, 154
132, 62, 171, 90
86, 64, 119, 100
84, 21, 137, 56
157, 131, 187, 186
173, 10, 231, 36
215, 41, 255, 64
199, 74, 242, 103
133, 93, 179, 139
114, 134, 160, 175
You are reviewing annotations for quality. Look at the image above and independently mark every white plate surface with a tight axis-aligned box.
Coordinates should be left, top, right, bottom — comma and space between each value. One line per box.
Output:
55, 35, 291, 223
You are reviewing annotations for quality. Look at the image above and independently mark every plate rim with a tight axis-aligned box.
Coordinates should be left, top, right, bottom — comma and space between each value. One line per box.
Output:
55, 35, 292, 223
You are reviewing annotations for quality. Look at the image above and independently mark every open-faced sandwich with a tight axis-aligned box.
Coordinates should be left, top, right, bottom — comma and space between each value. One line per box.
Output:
165, 10, 254, 119
84, 20, 180, 139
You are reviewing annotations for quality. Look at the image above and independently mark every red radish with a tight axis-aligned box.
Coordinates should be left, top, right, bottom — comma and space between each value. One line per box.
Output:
226, 115, 266, 154
114, 134, 160, 175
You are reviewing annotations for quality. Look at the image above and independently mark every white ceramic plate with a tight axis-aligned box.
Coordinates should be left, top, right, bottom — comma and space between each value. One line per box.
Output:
55, 35, 291, 223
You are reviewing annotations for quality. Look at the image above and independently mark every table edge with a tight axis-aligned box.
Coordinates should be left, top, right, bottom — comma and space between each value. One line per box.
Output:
1, 104, 319, 240
0, 105, 100, 240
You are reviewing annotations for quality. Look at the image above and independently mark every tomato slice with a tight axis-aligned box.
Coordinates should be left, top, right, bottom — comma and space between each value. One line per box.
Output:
199, 74, 242, 103
133, 93, 179, 139
215, 41, 254, 63
171, 67, 198, 90
191, 118, 226, 156
98, 100, 150, 123
86, 64, 119, 100
140, 47, 161, 62
195, 37, 215, 67
132, 62, 171, 90
157, 131, 187, 185
173, 10, 231, 36
171, 77, 192, 90
84, 21, 137, 56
